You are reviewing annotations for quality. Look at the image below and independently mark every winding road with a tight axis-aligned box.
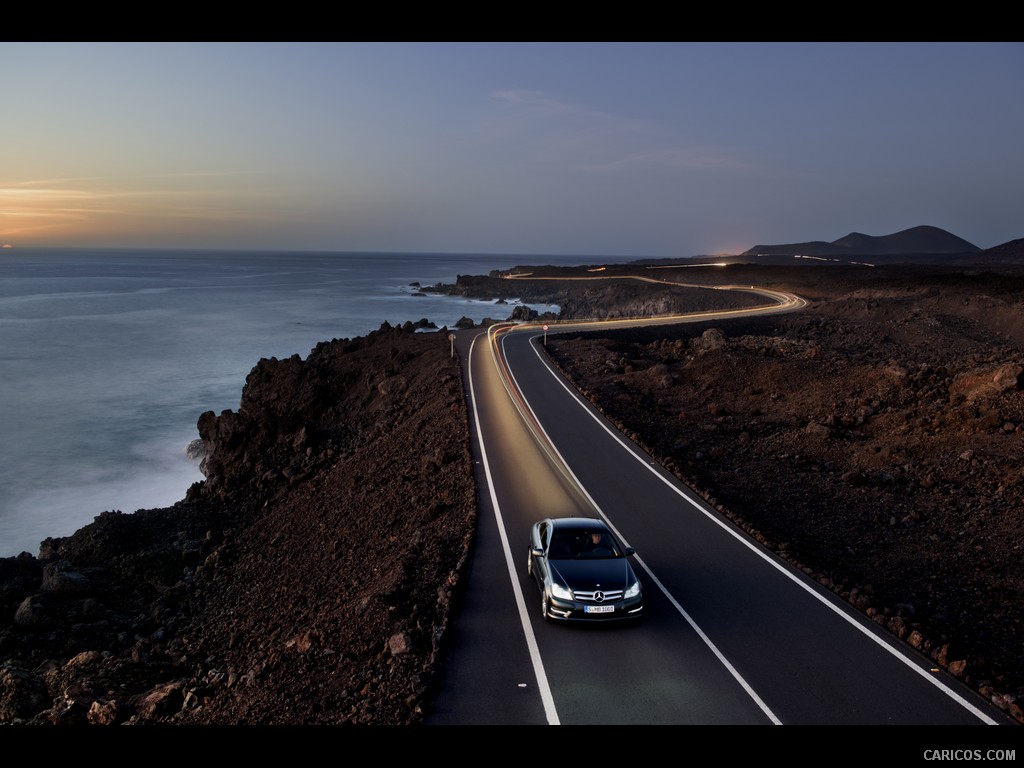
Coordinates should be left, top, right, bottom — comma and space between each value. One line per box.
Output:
427, 280, 1010, 726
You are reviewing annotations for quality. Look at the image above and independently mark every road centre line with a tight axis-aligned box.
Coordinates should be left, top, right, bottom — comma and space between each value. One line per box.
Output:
498, 329, 782, 725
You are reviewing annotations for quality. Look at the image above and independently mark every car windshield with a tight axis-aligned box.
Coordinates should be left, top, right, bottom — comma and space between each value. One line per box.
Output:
549, 530, 622, 559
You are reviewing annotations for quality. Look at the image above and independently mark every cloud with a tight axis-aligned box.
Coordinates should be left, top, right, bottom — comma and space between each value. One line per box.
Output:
151, 170, 248, 179
588, 148, 748, 172
0, 174, 283, 242
478, 90, 747, 173
489, 89, 587, 117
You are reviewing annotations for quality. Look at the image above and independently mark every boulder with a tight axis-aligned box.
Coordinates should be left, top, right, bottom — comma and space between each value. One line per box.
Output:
0, 663, 49, 721
949, 364, 1022, 402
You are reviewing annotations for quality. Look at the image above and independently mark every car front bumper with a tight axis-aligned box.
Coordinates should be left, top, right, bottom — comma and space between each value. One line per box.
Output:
547, 594, 643, 622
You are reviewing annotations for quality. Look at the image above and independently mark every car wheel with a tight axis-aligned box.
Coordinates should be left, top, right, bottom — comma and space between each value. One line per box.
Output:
541, 591, 551, 621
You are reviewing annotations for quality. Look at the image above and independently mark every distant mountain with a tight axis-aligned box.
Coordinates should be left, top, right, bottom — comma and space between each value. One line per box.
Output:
742, 225, 981, 259
634, 227, 1022, 268
976, 237, 1024, 265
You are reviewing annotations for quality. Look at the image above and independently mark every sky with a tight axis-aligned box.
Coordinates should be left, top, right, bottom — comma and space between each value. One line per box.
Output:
1, 42, 1022, 258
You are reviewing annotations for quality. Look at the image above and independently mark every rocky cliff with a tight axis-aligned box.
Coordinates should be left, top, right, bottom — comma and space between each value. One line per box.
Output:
0, 321, 476, 724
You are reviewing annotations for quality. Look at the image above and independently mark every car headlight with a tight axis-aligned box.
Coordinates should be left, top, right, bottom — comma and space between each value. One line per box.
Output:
550, 583, 573, 601
624, 580, 641, 599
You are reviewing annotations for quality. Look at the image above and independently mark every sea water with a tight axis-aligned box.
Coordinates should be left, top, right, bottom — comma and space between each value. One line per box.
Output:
0, 248, 579, 557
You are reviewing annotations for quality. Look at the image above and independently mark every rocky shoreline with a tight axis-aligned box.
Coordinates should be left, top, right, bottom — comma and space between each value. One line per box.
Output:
2, 260, 1023, 725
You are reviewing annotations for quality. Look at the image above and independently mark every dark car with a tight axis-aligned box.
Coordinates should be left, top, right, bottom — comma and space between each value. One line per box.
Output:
527, 517, 643, 623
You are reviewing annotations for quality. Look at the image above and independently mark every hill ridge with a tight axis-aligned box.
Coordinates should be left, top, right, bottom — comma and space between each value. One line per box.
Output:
743, 225, 981, 257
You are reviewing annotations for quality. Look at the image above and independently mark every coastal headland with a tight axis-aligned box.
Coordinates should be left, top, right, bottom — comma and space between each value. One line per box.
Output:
2, 257, 1023, 725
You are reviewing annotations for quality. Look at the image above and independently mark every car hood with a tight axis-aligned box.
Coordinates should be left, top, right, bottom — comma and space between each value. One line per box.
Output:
549, 558, 634, 591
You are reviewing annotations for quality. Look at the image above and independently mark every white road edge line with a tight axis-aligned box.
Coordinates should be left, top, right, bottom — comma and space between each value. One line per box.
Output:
500, 332, 782, 725
523, 328, 998, 726
467, 332, 560, 726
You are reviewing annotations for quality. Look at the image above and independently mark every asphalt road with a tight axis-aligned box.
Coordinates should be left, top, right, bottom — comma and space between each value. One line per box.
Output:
427, 287, 1012, 727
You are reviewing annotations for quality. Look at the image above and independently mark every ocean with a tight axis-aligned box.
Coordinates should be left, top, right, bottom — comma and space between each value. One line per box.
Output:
0, 248, 579, 557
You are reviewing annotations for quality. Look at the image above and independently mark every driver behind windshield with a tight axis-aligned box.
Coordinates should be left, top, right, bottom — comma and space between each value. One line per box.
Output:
581, 531, 614, 557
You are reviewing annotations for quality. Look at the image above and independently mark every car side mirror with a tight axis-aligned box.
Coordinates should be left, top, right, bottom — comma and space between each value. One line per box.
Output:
623, 547, 635, 556
531, 546, 544, 557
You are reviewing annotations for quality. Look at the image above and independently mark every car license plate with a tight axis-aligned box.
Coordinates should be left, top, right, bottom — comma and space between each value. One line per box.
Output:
585, 605, 614, 614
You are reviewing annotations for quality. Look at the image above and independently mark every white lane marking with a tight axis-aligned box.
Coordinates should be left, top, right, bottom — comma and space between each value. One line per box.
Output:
499, 333, 781, 725
466, 332, 560, 726
521, 330, 998, 725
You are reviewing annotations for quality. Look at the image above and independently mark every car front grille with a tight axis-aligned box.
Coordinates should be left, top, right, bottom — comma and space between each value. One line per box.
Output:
573, 589, 624, 603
